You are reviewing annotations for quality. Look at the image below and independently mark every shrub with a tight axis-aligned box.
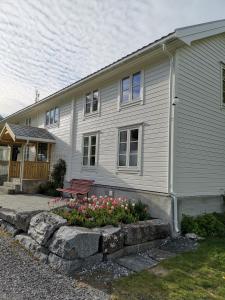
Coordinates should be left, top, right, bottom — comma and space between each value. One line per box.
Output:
52, 196, 150, 228
38, 159, 66, 196
181, 213, 225, 238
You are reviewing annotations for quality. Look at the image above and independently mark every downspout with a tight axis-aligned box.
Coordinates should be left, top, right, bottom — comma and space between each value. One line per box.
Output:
162, 43, 179, 234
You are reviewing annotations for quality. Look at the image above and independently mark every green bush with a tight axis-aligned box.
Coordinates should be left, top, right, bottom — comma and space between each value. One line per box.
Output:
38, 181, 59, 197
181, 213, 225, 237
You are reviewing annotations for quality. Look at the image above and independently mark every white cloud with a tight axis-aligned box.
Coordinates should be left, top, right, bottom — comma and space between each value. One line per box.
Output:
0, 0, 225, 117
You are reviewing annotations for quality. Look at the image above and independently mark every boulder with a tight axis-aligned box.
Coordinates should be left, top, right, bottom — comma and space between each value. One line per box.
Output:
0, 208, 17, 226
28, 212, 67, 246
49, 226, 100, 259
15, 210, 43, 232
48, 253, 82, 275
1, 220, 21, 236
122, 219, 170, 246
93, 226, 124, 254
185, 233, 204, 241
15, 234, 49, 263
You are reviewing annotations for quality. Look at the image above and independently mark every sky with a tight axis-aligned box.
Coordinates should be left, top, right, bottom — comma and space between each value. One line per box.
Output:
0, 0, 225, 117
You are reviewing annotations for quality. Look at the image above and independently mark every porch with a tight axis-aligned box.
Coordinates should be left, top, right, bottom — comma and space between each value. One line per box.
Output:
0, 123, 55, 193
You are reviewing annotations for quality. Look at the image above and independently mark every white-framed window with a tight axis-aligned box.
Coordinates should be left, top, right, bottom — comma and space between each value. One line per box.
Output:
45, 107, 60, 127
117, 124, 143, 172
25, 117, 31, 126
119, 71, 143, 108
82, 132, 99, 167
222, 63, 225, 106
84, 90, 100, 115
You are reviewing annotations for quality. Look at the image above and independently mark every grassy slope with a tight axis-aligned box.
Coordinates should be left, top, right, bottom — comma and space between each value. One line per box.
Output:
111, 239, 225, 300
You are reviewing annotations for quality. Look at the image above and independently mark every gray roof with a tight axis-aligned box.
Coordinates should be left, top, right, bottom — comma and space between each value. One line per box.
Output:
8, 123, 55, 142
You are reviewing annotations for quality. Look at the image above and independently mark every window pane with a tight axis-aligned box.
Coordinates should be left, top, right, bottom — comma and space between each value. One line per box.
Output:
85, 94, 91, 113
91, 145, 96, 156
120, 131, 127, 143
132, 72, 141, 100
50, 109, 54, 124
83, 157, 88, 166
132, 72, 141, 86
83, 146, 88, 156
122, 77, 129, 91
83, 137, 89, 147
130, 141, 138, 153
54, 107, 59, 123
223, 68, 225, 104
122, 90, 129, 103
130, 129, 139, 141
119, 155, 126, 166
93, 90, 98, 112
91, 135, 96, 146
37, 143, 48, 162
46, 111, 50, 125
129, 154, 137, 166
90, 156, 95, 166
132, 85, 141, 100
119, 143, 127, 154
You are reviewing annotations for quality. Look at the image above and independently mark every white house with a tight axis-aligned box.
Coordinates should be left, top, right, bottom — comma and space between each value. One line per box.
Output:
1, 19, 225, 232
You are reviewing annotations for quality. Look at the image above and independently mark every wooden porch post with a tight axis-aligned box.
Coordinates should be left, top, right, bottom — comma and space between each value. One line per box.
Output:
7, 145, 11, 182
20, 141, 28, 192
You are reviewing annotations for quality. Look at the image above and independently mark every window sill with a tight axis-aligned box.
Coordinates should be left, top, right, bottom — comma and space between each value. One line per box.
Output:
119, 99, 143, 111
116, 167, 141, 175
83, 111, 100, 120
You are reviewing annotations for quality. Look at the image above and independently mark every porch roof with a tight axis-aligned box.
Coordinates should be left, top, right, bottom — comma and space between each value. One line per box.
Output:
0, 123, 56, 143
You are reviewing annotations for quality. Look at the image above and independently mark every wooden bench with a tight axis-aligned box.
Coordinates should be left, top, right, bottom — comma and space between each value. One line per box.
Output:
56, 178, 95, 199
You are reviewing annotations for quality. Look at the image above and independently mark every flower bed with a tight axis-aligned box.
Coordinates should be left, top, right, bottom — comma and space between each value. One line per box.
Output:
50, 196, 150, 228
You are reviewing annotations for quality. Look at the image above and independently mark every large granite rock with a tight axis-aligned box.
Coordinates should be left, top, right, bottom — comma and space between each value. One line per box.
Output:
122, 219, 169, 246
48, 253, 82, 275
0, 208, 42, 232
1, 220, 21, 236
15, 234, 49, 263
49, 226, 100, 259
28, 212, 67, 246
93, 226, 124, 254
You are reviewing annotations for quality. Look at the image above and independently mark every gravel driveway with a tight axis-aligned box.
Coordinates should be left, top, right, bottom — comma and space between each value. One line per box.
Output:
0, 230, 109, 300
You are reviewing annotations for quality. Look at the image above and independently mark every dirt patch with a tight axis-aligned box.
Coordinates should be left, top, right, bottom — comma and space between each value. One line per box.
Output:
148, 265, 169, 277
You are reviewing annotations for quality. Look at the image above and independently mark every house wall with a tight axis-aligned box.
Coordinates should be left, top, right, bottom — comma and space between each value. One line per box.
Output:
71, 58, 171, 194
174, 33, 225, 197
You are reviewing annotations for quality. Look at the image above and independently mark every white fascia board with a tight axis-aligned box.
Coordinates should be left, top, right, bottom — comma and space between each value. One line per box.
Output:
15, 135, 56, 143
175, 19, 225, 45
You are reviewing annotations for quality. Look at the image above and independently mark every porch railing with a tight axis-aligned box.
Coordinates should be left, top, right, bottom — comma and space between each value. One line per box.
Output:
9, 161, 50, 180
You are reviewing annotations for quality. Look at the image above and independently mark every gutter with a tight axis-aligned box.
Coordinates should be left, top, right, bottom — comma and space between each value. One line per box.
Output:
162, 43, 179, 234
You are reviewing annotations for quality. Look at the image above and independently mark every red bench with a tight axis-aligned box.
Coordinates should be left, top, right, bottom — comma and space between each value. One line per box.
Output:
56, 179, 95, 199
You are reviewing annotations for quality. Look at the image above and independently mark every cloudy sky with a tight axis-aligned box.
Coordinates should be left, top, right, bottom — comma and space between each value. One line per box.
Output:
0, 0, 225, 117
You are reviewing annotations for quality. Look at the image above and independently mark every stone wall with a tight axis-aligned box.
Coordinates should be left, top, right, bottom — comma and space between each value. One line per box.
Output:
0, 208, 170, 275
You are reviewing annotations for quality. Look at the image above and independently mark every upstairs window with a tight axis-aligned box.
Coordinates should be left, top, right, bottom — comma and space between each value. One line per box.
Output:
222, 64, 225, 105
45, 107, 60, 126
82, 133, 98, 167
25, 117, 31, 126
85, 90, 99, 115
120, 71, 143, 105
118, 125, 142, 171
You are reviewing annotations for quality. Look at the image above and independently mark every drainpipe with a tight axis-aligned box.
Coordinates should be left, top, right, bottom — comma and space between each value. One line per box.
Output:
162, 43, 179, 234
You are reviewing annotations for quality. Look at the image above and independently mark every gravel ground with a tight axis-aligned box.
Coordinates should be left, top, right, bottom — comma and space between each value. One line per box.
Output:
0, 230, 109, 300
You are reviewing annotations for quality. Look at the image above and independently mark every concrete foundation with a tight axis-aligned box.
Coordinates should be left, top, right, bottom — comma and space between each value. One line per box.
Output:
22, 180, 47, 194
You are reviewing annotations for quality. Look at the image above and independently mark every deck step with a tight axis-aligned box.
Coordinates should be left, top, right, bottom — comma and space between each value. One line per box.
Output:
10, 178, 21, 184
3, 182, 21, 191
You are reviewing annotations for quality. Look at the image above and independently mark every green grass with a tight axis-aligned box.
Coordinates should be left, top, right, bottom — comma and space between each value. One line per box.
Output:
111, 239, 225, 300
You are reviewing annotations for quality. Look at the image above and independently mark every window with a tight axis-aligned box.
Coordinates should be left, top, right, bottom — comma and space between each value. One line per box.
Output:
82, 133, 98, 167
120, 71, 143, 105
118, 125, 142, 170
25, 117, 31, 126
84, 90, 99, 115
45, 107, 60, 126
37, 143, 48, 162
222, 64, 225, 105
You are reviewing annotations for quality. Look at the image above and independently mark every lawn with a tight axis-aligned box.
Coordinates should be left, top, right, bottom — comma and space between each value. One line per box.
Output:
111, 239, 225, 300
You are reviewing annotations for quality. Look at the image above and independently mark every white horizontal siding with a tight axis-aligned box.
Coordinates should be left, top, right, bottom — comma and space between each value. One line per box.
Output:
174, 33, 225, 196
71, 59, 170, 193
